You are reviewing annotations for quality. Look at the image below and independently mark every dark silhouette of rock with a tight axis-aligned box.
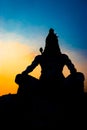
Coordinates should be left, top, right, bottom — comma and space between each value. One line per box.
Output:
0, 28, 86, 128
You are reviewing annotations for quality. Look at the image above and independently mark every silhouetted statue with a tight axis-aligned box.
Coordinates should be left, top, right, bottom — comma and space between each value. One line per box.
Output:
15, 28, 85, 97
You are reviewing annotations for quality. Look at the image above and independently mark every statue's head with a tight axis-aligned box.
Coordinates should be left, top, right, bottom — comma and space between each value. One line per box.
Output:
43, 28, 61, 56
49, 28, 54, 34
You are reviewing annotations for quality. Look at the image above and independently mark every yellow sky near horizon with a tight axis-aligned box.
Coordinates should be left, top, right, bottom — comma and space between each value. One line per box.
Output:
0, 41, 34, 96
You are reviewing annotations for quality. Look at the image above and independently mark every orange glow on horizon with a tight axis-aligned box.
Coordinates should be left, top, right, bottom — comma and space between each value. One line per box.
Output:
0, 41, 36, 96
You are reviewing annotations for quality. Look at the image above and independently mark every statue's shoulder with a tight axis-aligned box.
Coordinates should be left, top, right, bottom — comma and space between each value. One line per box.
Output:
61, 53, 69, 59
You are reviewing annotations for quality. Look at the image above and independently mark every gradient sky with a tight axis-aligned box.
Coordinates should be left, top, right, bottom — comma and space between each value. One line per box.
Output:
0, 0, 87, 96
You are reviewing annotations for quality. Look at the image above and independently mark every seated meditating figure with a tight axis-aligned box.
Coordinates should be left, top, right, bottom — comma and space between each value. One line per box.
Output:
15, 28, 85, 96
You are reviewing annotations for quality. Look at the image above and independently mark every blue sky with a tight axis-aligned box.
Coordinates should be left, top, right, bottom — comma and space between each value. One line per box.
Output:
0, 0, 87, 95
0, 0, 87, 49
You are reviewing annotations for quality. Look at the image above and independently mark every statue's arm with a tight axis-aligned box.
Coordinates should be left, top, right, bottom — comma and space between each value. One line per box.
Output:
64, 54, 77, 74
22, 55, 40, 75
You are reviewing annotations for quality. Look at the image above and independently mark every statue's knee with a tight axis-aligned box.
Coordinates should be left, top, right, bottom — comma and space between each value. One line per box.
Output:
15, 74, 22, 84
76, 72, 85, 82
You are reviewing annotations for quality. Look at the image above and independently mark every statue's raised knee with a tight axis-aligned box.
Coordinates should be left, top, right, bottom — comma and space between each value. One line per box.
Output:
75, 72, 85, 91
75, 72, 85, 82
15, 73, 38, 86
65, 72, 85, 93
15, 74, 23, 85
15, 73, 28, 84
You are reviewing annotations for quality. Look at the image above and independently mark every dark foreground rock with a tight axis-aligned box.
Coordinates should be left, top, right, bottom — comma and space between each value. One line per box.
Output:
0, 86, 87, 128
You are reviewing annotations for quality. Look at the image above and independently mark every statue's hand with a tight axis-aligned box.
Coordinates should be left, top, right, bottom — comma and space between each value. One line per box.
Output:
21, 71, 28, 75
